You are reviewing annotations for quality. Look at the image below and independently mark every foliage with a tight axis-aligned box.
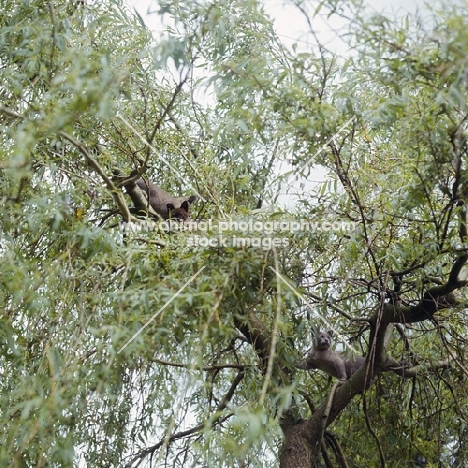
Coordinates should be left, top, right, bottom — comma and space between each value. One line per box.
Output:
1, 0, 468, 467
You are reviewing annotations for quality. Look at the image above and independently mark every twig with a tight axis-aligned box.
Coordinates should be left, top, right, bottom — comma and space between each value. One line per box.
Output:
46, 0, 56, 82
312, 382, 339, 463
124, 370, 245, 467
57, 130, 133, 221
259, 247, 281, 405
0, 105, 134, 222
146, 69, 191, 150
148, 357, 252, 371
363, 394, 385, 467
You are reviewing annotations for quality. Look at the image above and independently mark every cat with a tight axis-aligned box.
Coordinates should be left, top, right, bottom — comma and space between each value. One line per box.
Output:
296, 330, 366, 381
125, 175, 196, 220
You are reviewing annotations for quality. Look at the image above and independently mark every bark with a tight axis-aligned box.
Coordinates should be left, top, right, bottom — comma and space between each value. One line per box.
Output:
280, 365, 374, 468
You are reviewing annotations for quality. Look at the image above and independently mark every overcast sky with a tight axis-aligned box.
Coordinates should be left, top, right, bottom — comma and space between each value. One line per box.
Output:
266, 0, 428, 52
130, 0, 428, 54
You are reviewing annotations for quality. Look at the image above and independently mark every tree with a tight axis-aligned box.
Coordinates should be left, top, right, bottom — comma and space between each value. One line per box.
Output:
1, 0, 468, 467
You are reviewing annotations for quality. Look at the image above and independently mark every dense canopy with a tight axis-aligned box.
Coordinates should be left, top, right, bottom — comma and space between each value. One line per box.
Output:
1, 0, 468, 466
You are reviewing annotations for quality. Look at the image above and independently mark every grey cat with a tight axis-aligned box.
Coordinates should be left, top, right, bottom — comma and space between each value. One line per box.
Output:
297, 330, 366, 381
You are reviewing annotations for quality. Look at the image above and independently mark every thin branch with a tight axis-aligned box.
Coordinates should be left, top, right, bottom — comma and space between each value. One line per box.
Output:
0, 106, 135, 222
146, 69, 191, 151
217, 369, 245, 412
259, 248, 282, 405
57, 131, 133, 221
126, 412, 235, 468
0, 106, 24, 119
312, 382, 339, 463
324, 432, 350, 468
363, 394, 385, 467
305, 291, 359, 322
320, 439, 334, 468
298, 389, 316, 414
167, 111, 200, 160
439, 332, 468, 379
380, 224, 468, 325
148, 356, 252, 371
125, 370, 245, 467
46, 0, 56, 82
385, 357, 453, 378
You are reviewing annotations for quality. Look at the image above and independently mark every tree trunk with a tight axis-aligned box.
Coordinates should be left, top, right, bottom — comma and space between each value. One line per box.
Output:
280, 366, 373, 467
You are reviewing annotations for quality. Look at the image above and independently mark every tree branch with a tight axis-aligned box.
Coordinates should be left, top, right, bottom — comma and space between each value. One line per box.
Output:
0, 106, 24, 119
234, 312, 272, 367
148, 356, 252, 371
57, 131, 133, 221
0, 105, 135, 222
146, 69, 191, 151
124, 370, 245, 467
385, 357, 453, 378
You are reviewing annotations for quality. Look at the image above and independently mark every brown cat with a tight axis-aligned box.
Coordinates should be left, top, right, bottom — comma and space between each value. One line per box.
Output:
136, 179, 196, 220
125, 176, 196, 221
296, 330, 366, 381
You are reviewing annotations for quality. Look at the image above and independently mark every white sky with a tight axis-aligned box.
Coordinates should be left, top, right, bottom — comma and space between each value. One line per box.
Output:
263, 0, 427, 53
130, 0, 427, 54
